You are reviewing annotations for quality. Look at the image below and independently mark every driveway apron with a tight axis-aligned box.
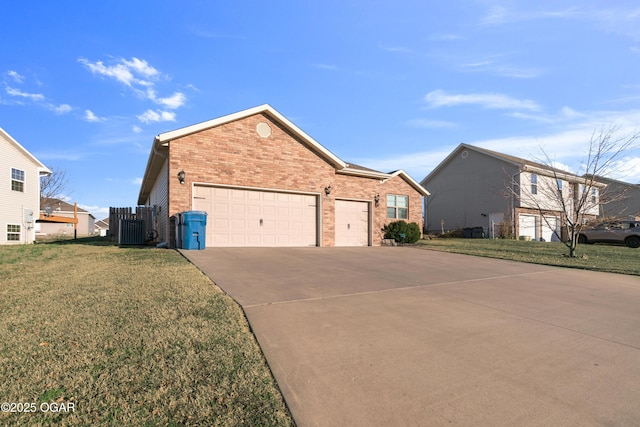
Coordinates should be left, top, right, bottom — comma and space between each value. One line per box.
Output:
182, 247, 640, 427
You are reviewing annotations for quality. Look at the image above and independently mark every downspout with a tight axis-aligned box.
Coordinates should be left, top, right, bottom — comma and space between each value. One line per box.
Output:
513, 165, 528, 238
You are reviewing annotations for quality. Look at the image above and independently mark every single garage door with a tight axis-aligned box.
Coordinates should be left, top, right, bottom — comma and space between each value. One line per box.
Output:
519, 214, 539, 241
335, 200, 369, 246
193, 186, 317, 247
542, 216, 560, 242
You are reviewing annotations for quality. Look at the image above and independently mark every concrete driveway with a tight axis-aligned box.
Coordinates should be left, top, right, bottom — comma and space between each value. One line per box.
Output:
182, 247, 640, 426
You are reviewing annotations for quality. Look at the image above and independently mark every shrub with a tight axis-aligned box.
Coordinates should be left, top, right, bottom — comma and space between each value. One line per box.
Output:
382, 221, 421, 244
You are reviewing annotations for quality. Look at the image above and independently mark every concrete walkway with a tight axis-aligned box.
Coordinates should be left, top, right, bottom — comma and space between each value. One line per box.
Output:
182, 247, 640, 426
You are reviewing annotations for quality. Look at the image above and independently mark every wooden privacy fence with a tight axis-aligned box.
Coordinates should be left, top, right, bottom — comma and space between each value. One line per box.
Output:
108, 207, 155, 244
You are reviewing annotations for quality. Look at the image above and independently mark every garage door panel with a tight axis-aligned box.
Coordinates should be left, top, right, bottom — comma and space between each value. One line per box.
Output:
335, 200, 369, 247
196, 185, 317, 247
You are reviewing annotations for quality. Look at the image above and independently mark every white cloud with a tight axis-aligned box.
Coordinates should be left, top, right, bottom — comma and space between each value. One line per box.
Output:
424, 89, 541, 111
84, 109, 104, 122
429, 33, 463, 41
121, 57, 159, 79
379, 45, 413, 54
79, 57, 157, 88
79, 56, 189, 113
131, 177, 143, 185
132, 125, 142, 133
136, 109, 176, 123
7, 70, 24, 83
51, 104, 72, 114
5, 83, 74, 116
155, 92, 186, 109
6, 86, 45, 101
509, 106, 585, 123
481, 5, 510, 25
359, 109, 640, 183
461, 59, 543, 79
36, 151, 85, 161
479, 4, 640, 40
79, 204, 110, 219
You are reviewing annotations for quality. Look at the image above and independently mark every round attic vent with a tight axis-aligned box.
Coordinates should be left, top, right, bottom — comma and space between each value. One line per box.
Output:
461, 150, 469, 159
256, 122, 272, 138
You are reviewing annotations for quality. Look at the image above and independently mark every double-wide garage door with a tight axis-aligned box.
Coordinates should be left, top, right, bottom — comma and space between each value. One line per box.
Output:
194, 186, 317, 247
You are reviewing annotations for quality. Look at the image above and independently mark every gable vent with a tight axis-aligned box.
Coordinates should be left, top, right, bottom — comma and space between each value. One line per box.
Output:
256, 122, 272, 138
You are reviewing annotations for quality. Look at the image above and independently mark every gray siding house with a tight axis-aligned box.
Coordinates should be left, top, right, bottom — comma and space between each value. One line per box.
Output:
594, 176, 640, 219
422, 144, 602, 241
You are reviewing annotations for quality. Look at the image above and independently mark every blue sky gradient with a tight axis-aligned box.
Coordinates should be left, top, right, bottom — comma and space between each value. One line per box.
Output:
2, 1, 640, 218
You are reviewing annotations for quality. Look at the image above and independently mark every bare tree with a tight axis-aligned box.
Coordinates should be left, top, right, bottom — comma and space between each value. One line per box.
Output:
515, 125, 640, 257
40, 166, 71, 203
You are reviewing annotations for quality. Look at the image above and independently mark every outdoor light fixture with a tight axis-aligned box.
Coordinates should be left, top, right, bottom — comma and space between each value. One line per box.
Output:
374, 194, 380, 206
324, 185, 332, 196
177, 170, 186, 185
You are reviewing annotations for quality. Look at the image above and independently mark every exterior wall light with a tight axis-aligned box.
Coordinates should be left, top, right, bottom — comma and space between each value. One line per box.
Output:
324, 185, 332, 196
374, 194, 380, 206
177, 170, 186, 185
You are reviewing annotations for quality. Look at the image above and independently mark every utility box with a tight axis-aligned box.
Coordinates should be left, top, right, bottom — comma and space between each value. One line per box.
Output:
173, 213, 184, 249
119, 219, 145, 245
181, 211, 207, 250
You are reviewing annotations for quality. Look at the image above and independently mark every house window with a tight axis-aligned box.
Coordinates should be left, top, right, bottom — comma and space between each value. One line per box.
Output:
11, 168, 25, 192
7, 224, 21, 241
591, 188, 597, 204
556, 179, 562, 191
387, 195, 408, 219
531, 173, 537, 195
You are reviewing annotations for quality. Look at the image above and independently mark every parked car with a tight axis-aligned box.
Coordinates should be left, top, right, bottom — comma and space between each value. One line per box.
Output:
578, 220, 640, 248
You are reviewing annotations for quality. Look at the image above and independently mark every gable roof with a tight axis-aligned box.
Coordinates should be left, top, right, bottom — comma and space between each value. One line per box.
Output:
422, 143, 592, 186
41, 198, 93, 216
138, 104, 429, 203
0, 127, 51, 176
94, 219, 109, 229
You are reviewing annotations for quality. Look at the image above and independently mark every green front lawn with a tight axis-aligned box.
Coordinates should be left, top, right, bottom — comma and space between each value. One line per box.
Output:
0, 238, 293, 426
417, 238, 640, 276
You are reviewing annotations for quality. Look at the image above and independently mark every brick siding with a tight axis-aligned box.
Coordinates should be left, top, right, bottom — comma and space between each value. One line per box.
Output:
167, 112, 423, 246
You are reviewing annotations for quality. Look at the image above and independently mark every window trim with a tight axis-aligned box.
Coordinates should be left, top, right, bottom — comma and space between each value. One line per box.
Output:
386, 194, 409, 219
7, 224, 21, 242
11, 168, 25, 192
530, 173, 537, 195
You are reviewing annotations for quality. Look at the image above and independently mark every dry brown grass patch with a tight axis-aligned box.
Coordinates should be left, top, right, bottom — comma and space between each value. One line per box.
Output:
0, 240, 293, 426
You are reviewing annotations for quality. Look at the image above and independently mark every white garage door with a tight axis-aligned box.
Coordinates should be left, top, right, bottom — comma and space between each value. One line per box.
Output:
335, 200, 369, 246
519, 214, 539, 240
193, 186, 317, 247
542, 216, 560, 242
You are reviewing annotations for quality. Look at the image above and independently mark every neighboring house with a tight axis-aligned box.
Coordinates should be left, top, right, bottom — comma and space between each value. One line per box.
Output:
421, 143, 602, 241
0, 127, 51, 244
94, 218, 109, 237
37, 198, 96, 238
138, 104, 429, 247
591, 176, 640, 220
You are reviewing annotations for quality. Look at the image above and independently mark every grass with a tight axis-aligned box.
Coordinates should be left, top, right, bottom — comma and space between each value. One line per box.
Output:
416, 237, 640, 276
0, 238, 293, 426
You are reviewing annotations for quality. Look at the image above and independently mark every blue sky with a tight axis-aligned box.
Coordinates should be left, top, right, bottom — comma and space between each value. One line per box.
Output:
2, 1, 640, 219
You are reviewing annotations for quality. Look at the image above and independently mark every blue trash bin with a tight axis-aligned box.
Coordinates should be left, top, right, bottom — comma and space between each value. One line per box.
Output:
182, 211, 207, 250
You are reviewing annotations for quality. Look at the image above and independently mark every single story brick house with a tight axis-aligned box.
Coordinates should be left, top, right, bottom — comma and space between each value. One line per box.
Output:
137, 105, 429, 247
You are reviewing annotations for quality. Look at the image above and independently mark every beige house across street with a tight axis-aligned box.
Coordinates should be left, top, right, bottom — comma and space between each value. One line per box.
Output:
138, 104, 429, 247
1, 127, 51, 244
422, 143, 602, 241
37, 198, 96, 238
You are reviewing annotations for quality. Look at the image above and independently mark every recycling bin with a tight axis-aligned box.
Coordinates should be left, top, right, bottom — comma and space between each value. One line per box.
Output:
182, 211, 207, 250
